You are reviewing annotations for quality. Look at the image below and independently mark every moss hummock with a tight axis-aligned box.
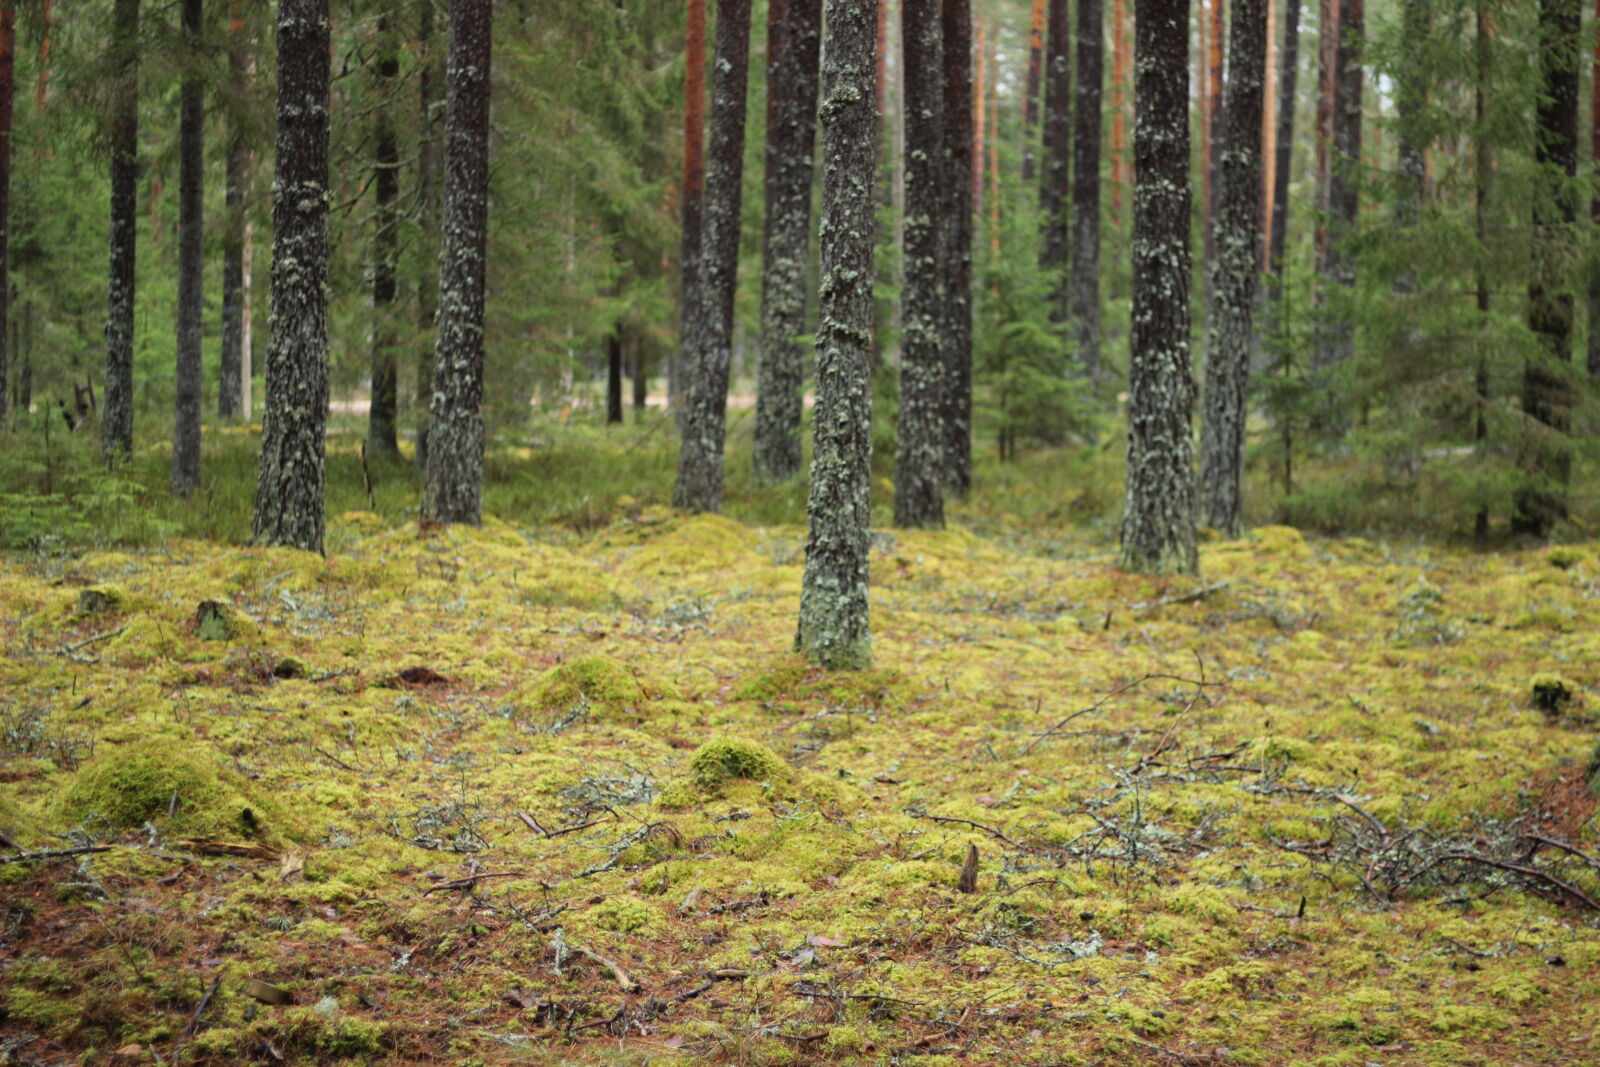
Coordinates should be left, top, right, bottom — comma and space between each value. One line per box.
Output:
53, 737, 276, 841
687, 737, 789, 791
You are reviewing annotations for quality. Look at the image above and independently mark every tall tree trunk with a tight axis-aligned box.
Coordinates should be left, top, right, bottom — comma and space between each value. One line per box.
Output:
422, 0, 492, 526
1039, 0, 1070, 315
1393, 0, 1427, 295
1473, 0, 1491, 542
632, 331, 649, 411
218, 5, 248, 419
102, 0, 139, 461
415, 0, 441, 436
0, 4, 11, 434
1589, 0, 1600, 381
672, 0, 753, 512
1110, 0, 1130, 223
1197, 0, 1266, 537
606, 327, 624, 424
797, 0, 876, 671
367, 15, 401, 457
1513, 0, 1579, 538
895, 0, 946, 528
1069, 0, 1104, 377
675, 0, 708, 415
1022, 0, 1045, 180
1312, 0, 1360, 421
253, 0, 330, 551
1313, 0, 1336, 260
1267, 0, 1297, 283
941, 0, 973, 495
1121, 0, 1196, 576
171, 0, 205, 496
1203, 0, 1224, 274
974, 18, 986, 225
754, 0, 822, 483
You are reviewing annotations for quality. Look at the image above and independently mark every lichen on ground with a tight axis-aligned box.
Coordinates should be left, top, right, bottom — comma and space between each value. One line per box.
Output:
1, 510, 1598, 1065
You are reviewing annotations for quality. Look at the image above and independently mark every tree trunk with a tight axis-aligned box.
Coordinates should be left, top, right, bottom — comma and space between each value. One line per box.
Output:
1513, 0, 1579, 538
1022, 0, 1045, 181
796, 0, 876, 671
102, 0, 139, 461
1473, 0, 1491, 542
1589, 0, 1600, 382
974, 18, 986, 225
1392, 0, 1427, 295
0, 4, 11, 434
1312, 0, 1360, 423
415, 0, 441, 436
672, 0, 753, 512
253, 0, 331, 552
422, 0, 492, 526
1110, 0, 1129, 223
368, 15, 401, 458
1069, 0, 1103, 378
606, 326, 624, 424
1203, 0, 1224, 275
941, 0, 974, 496
754, 0, 822, 484
1267, 0, 1296, 283
1197, 0, 1266, 537
675, 0, 708, 417
1313, 0, 1335, 259
632, 330, 649, 411
218, 5, 248, 419
1121, 0, 1196, 576
895, 0, 946, 528
171, 0, 205, 495
1039, 0, 1070, 315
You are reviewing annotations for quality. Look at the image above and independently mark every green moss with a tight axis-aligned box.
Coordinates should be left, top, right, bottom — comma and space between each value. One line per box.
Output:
529, 655, 647, 717
589, 896, 663, 934
53, 737, 277, 840
687, 738, 789, 791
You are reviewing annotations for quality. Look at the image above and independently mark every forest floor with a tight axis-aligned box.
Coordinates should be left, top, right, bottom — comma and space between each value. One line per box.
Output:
2, 444, 1600, 1065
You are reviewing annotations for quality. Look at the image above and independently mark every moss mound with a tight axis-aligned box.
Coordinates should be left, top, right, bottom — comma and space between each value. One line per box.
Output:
54, 737, 273, 840
530, 655, 647, 716
687, 738, 789, 791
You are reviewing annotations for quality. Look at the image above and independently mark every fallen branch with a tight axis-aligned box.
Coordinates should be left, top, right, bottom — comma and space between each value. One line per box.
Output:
1522, 831, 1600, 872
57, 625, 127, 662
179, 975, 223, 1040
1129, 580, 1231, 613
1, 845, 114, 864
423, 871, 526, 894
908, 811, 1027, 851
1438, 852, 1600, 912
574, 944, 640, 992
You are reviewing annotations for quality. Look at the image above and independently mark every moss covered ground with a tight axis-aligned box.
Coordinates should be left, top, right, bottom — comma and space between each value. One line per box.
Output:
2, 439, 1599, 1065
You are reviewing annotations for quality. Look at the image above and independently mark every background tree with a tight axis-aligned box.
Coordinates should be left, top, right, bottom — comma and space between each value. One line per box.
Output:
753, 0, 822, 484
1038, 0, 1070, 315
1312, 0, 1362, 418
102, 0, 139, 461
940, 0, 974, 495
1069, 0, 1103, 378
1197, 0, 1267, 537
217, 3, 252, 421
1121, 0, 1196, 576
253, 0, 331, 552
895, 0, 946, 528
797, 0, 876, 671
170, 0, 204, 496
414, 0, 441, 437
675, 0, 707, 418
672, 0, 752, 512
0, 2, 11, 434
423, 0, 493, 526
367, 13, 401, 458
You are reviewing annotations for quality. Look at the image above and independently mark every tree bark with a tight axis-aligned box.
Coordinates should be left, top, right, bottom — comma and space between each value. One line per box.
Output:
1513, 0, 1579, 538
1203, 0, 1224, 275
1022, 0, 1045, 181
1589, 0, 1600, 382
422, 0, 492, 526
171, 0, 205, 495
675, 0, 708, 417
1069, 0, 1103, 378
894, 0, 946, 528
1267, 0, 1296, 283
606, 327, 624, 424
1473, 0, 1491, 542
941, 0, 974, 495
218, 4, 249, 420
672, 0, 753, 512
1121, 0, 1196, 576
1392, 0, 1427, 295
797, 0, 876, 670
415, 0, 441, 436
367, 14, 401, 458
1110, 0, 1130, 223
1313, 0, 1335, 259
253, 0, 331, 552
753, 0, 822, 484
1039, 0, 1070, 315
102, 0, 139, 461
1197, 0, 1266, 537
0, 4, 11, 434
1311, 0, 1360, 433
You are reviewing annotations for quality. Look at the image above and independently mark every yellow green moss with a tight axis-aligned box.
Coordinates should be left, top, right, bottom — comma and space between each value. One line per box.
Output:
687, 738, 790, 791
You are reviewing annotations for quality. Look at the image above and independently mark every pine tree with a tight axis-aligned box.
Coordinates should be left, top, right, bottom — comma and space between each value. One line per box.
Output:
1121, 0, 1197, 576
1392, 0, 1428, 295
0, 3, 11, 434
367, 13, 401, 458
102, 0, 139, 462
254, 0, 331, 551
171, 0, 205, 496
415, 0, 441, 437
218, 3, 250, 420
796, 0, 876, 670
753, 0, 822, 484
1038, 0, 1070, 314
1513, 0, 1579, 537
1266, 0, 1296, 285
1069, 0, 1104, 378
1021, 0, 1045, 181
1197, 0, 1267, 537
422, 0, 492, 526
895, 0, 946, 528
607, 326, 624, 423
675, 0, 707, 417
1312, 0, 1361, 405
941, 0, 974, 495
672, 0, 753, 512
